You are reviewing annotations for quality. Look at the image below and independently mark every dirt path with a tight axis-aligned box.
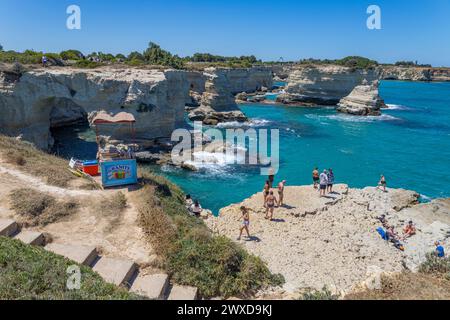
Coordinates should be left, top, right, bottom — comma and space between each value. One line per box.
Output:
0, 163, 99, 197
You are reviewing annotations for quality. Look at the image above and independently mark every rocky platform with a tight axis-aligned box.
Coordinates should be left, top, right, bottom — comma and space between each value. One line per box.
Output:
206, 184, 450, 295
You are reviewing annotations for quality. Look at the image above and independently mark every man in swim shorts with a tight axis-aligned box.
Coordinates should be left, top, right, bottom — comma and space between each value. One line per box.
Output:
319, 170, 328, 197
312, 167, 319, 189
278, 180, 286, 206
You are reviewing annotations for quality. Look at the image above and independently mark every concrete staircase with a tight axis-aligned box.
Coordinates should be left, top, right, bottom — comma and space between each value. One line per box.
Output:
0, 218, 198, 300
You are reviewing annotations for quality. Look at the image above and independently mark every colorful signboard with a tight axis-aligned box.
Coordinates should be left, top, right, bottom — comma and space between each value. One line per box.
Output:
100, 159, 138, 187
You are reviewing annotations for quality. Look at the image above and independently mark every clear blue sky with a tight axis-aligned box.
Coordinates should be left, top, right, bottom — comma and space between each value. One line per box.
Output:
1, 0, 449, 66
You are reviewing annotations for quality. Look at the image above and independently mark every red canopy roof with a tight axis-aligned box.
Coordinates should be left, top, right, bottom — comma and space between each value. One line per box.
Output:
92, 112, 136, 125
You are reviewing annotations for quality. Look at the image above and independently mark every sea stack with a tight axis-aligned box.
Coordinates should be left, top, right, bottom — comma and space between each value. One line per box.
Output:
336, 80, 386, 116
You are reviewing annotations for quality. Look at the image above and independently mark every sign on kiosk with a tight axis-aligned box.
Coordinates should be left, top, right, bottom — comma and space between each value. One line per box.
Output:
100, 159, 137, 187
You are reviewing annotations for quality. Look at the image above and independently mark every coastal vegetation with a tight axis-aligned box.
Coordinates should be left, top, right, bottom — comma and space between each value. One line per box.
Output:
136, 170, 284, 298
345, 254, 450, 300
9, 188, 79, 227
0, 135, 76, 188
0, 237, 141, 300
298, 56, 379, 69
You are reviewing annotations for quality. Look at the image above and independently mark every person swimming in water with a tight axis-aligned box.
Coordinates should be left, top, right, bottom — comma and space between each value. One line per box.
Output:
265, 190, 279, 221
278, 180, 286, 207
312, 167, 319, 189
237, 206, 251, 241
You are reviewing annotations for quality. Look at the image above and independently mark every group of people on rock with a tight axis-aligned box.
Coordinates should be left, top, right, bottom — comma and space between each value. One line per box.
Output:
376, 214, 446, 257
312, 167, 335, 197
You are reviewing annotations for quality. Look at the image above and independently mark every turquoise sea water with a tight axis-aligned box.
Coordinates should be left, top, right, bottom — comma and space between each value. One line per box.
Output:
153, 81, 450, 214
54, 81, 450, 214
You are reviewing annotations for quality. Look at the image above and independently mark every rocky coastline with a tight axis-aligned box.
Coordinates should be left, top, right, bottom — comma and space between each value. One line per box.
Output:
205, 184, 450, 296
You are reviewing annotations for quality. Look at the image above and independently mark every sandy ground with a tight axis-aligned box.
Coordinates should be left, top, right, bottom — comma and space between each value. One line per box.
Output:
0, 160, 156, 268
206, 184, 450, 295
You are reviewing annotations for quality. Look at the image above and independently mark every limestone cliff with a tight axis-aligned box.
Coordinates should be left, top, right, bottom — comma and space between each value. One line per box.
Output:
278, 65, 379, 105
188, 69, 247, 125
186, 66, 272, 124
0, 67, 189, 150
381, 66, 450, 82
337, 80, 386, 116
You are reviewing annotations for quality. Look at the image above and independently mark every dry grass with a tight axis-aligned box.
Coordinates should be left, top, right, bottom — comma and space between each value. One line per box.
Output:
345, 272, 450, 300
136, 185, 178, 257
9, 188, 78, 227
0, 135, 75, 188
95, 192, 128, 232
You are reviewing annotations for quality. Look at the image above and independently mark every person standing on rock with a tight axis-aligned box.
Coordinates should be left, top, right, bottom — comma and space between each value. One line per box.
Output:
278, 180, 286, 206
377, 175, 387, 192
268, 168, 275, 188
237, 206, 251, 241
312, 167, 320, 189
265, 191, 278, 221
319, 170, 328, 197
263, 180, 271, 207
327, 168, 335, 193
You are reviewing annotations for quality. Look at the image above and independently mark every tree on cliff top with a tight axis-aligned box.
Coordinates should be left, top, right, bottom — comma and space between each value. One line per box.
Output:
143, 42, 184, 69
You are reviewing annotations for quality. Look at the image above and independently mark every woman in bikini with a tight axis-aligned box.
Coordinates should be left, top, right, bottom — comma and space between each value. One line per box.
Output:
237, 206, 251, 240
265, 191, 279, 221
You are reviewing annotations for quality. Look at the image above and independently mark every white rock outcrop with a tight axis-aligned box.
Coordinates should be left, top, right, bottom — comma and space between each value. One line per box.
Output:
0, 67, 189, 149
206, 185, 449, 295
337, 80, 386, 116
278, 65, 379, 105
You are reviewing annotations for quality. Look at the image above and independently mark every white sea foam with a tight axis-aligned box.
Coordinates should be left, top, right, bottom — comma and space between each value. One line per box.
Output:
215, 119, 271, 129
419, 194, 432, 202
326, 114, 400, 122
385, 104, 411, 111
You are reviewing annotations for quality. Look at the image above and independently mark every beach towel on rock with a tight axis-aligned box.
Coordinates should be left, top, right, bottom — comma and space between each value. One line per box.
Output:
377, 227, 389, 240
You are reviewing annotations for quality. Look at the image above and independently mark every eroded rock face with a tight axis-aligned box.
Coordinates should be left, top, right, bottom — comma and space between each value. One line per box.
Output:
337, 81, 386, 116
381, 66, 450, 82
188, 68, 248, 124
0, 67, 189, 149
280, 65, 379, 105
206, 185, 448, 295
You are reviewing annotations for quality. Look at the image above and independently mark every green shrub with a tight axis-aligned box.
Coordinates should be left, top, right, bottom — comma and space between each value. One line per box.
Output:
74, 60, 103, 69
300, 287, 340, 300
136, 170, 284, 298
419, 253, 450, 276
0, 237, 141, 300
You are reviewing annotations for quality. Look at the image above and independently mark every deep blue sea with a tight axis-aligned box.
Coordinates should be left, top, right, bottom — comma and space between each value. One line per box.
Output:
55, 81, 450, 214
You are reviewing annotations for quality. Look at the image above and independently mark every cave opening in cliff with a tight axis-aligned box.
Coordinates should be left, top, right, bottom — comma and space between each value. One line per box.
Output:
47, 98, 97, 160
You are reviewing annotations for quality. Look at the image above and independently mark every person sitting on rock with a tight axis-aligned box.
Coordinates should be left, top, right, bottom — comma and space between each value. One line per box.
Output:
237, 206, 251, 241
386, 226, 399, 241
403, 220, 416, 239
190, 200, 203, 217
435, 241, 445, 258
185, 194, 193, 209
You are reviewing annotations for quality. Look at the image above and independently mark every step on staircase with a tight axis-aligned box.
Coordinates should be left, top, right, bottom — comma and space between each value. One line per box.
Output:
0, 218, 198, 300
